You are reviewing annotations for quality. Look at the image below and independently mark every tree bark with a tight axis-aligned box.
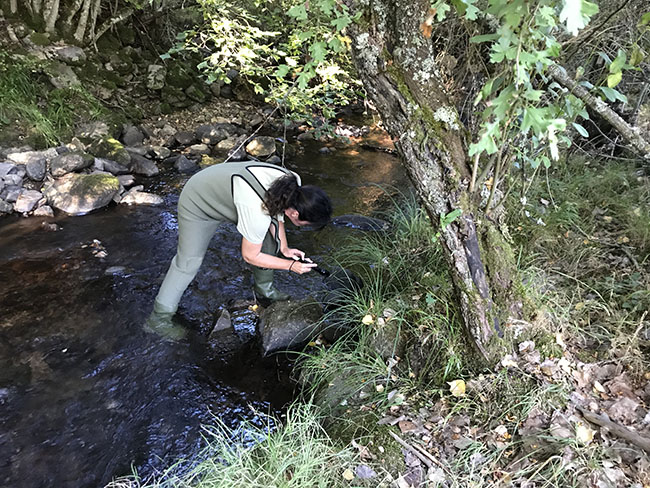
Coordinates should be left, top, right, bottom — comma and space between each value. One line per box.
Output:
73, 0, 91, 43
548, 64, 650, 160
349, 0, 523, 362
44, 0, 60, 33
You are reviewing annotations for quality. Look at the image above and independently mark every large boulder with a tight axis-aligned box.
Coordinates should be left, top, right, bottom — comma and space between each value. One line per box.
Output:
258, 297, 323, 355
48, 61, 80, 89
50, 46, 86, 66
6, 148, 58, 165
245, 136, 276, 158
50, 152, 94, 177
43, 173, 120, 215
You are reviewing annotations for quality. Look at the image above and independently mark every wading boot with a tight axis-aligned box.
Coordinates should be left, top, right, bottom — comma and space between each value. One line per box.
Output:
144, 304, 187, 341
253, 267, 290, 307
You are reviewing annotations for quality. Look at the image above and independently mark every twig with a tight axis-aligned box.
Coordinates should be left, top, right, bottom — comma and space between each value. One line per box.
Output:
387, 430, 450, 474
577, 405, 650, 453
469, 153, 479, 193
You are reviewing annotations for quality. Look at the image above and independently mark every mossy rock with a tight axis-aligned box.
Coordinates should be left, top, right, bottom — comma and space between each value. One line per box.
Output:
43, 173, 119, 215
88, 136, 131, 165
115, 24, 136, 45
186, 84, 208, 103
103, 69, 126, 87
160, 102, 173, 115
96, 34, 122, 56
199, 155, 220, 168
166, 63, 195, 89
30, 32, 50, 46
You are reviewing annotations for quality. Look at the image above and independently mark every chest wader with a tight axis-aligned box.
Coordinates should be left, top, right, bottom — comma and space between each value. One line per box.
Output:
148, 163, 292, 339
237, 172, 291, 306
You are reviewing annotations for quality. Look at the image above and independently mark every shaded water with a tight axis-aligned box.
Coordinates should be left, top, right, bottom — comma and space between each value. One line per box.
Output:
0, 133, 406, 487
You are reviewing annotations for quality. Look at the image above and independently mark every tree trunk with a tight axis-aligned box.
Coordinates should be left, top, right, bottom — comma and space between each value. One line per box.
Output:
349, 0, 524, 363
73, 0, 91, 43
44, 0, 60, 33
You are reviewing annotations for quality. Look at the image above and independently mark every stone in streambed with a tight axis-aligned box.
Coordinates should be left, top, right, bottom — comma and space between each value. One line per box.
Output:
26, 159, 46, 180
88, 137, 131, 166
129, 154, 159, 177
119, 187, 163, 206
14, 190, 43, 213
207, 310, 244, 364
174, 155, 199, 173
50, 152, 94, 177
258, 297, 323, 356
43, 173, 120, 215
245, 136, 276, 158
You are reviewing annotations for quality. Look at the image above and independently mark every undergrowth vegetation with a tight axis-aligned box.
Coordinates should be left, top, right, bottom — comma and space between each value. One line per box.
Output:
0, 53, 110, 147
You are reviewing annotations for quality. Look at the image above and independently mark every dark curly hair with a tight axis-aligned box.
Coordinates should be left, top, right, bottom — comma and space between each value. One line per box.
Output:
264, 175, 332, 228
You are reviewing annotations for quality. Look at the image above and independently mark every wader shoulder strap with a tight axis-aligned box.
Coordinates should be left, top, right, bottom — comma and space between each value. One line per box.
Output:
232, 164, 292, 255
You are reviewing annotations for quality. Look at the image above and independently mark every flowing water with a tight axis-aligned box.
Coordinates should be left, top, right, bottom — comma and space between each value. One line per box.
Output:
0, 131, 406, 487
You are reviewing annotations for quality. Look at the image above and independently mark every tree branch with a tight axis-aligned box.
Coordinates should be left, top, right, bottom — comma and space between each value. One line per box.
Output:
547, 64, 650, 161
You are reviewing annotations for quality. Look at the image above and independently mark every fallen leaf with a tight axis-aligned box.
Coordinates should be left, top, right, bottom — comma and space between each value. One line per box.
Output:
398, 420, 418, 433
355, 464, 377, 479
448, 379, 466, 397
575, 423, 595, 445
593, 381, 607, 394
376, 384, 385, 393
361, 314, 374, 325
342, 468, 354, 481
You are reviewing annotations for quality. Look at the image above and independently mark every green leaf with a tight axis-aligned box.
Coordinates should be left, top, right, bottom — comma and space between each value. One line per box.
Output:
275, 64, 290, 78
159, 53, 171, 60
521, 107, 548, 135
600, 86, 628, 103
572, 122, 589, 137
639, 11, 650, 26
609, 50, 626, 74
607, 71, 622, 88
309, 41, 327, 64
434, 2, 451, 21
470, 33, 500, 43
630, 45, 645, 66
440, 209, 462, 228
331, 15, 351, 32
288, 4, 308, 21
560, 0, 599, 35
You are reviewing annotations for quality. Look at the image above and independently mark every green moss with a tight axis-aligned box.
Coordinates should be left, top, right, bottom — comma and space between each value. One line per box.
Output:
30, 32, 50, 46
166, 63, 195, 89
200, 155, 220, 168
78, 173, 120, 194
160, 102, 173, 114
386, 64, 416, 106
88, 136, 131, 165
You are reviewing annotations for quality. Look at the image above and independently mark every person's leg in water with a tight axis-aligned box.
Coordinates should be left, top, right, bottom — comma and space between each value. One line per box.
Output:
252, 231, 290, 307
147, 216, 220, 340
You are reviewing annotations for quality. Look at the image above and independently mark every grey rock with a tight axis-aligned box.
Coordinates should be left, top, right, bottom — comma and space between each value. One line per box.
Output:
207, 310, 244, 363
0, 162, 16, 177
186, 84, 208, 103
33, 205, 54, 217
122, 125, 145, 146
41, 222, 61, 232
129, 154, 159, 177
117, 174, 136, 187
0, 199, 12, 213
188, 144, 210, 156
26, 159, 46, 181
331, 214, 390, 231
48, 61, 80, 89
43, 173, 120, 215
93, 159, 104, 171
151, 146, 171, 160
0, 185, 21, 203
105, 266, 127, 276
266, 155, 281, 164
77, 121, 110, 140
159, 124, 176, 138
195, 124, 229, 145
119, 189, 164, 206
51, 46, 86, 65
249, 115, 264, 128
259, 297, 323, 355
14, 190, 43, 213
220, 135, 248, 161
50, 152, 93, 177
3, 174, 23, 186
125, 145, 149, 156
174, 155, 198, 173
7, 148, 58, 165
146, 64, 166, 90
296, 131, 314, 141
100, 158, 129, 175
9, 164, 26, 178
245, 136, 276, 158
174, 131, 196, 146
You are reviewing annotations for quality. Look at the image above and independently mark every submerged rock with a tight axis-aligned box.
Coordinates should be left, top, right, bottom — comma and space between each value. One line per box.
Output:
258, 297, 323, 355
331, 214, 390, 231
43, 173, 120, 214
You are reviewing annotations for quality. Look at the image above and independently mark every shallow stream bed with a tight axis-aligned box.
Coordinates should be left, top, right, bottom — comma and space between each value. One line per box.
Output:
0, 135, 406, 487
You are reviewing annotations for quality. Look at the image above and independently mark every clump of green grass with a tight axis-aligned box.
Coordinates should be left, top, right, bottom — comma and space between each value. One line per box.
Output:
107, 404, 364, 488
0, 52, 109, 147
510, 157, 650, 370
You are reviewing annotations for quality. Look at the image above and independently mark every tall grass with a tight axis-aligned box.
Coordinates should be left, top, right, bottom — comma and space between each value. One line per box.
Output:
0, 53, 108, 147
107, 404, 361, 488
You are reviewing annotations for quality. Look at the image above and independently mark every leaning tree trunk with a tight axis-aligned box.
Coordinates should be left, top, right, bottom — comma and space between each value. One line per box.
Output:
349, 0, 524, 363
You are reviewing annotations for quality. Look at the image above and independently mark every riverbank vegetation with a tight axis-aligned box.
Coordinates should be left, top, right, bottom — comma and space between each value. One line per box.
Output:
111, 155, 650, 486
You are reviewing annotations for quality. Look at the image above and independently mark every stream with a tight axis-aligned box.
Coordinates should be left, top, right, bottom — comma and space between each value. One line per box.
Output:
0, 133, 406, 487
